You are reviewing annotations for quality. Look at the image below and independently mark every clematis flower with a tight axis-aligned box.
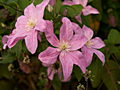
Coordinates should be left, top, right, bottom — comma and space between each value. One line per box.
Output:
2, 0, 50, 54
63, 0, 99, 23
38, 17, 88, 81
75, 25, 105, 66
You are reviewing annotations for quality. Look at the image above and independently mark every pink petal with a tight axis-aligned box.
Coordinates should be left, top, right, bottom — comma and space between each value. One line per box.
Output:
36, 0, 50, 18
82, 25, 93, 40
73, 0, 88, 7
72, 22, 83, 34
15, 15, 28, 29
59, 51, 73, 81
45, 21, 60, 47
25, 30, 38, 54
38, 47, 60, 65
47, 66, 56, 80
90, 37, 105, 49
69, 34, 87, 50
24, 3, 37, 18
92, 49, 105, 65
81, 46, 94, 67
63, 1, 75, 5
35, 19, 46, 32
2, 35, 9, 49
49, 0, 56, 6
75, 14, 82, 24
82, 5, 99, 16
8, 29, 28, 48
60, 17, 73, 41
68, 51, 87, 73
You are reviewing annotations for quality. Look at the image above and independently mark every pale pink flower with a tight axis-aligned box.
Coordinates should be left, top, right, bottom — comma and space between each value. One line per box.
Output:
2, 0, 50, 54
63, 0, 99, 23
38, 17, 87, 81
75, 25, 105, 66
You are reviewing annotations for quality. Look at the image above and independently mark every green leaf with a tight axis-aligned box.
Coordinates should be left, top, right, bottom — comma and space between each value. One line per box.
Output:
88, 59, 103, 88
108, 29, 120, 44
52, 76, 61, 90
73, 66, 83, 81
54, 0, 62, 14
1, 53, 16, 64
102, 60, 120, 90
60, 5, 83, 18
0, 80, 14, 90
0, 64, 12, 79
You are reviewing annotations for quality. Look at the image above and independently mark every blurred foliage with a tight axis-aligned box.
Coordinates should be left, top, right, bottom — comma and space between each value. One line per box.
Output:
0, 0, 120, 90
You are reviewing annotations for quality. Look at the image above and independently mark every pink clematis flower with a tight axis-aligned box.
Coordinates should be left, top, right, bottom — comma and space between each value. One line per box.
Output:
2, 0, 50, 54
38, 17, 88, 81
63, 0, 99, 23
75, 25, 105, 66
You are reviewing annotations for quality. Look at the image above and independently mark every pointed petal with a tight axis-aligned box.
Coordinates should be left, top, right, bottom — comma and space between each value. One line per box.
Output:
82, 25, 93, 40
90, 37, 105, 49
45, 21, 60, 47
73, 0, 88, 7
82, 5, 99, 16
8, 29, 28, 48
25, 30, 38, 54
60, 17, 73, 41
59, 51, 73, 81
15, 15, 28, 29
72, 22, 83, 34
63, 1, 75, 5
24, 3, 37, 18
81, 46, 94, 66
36, 0, 50, 18
38, 47, 60, 65
69, 51, 87, 73
47, 66, 56, 80
92, 49, 105, 65
75, 14, 82, 24
69, 34, 87, 50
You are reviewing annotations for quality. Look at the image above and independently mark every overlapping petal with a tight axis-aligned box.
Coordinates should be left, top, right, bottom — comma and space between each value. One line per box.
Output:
82, 25, 93, 40
81, 46, 94, 67
82, 5, 99, 16
90, 37, 105, 49
68, 51, 87, 73
69, 34, 87, 50
38, 47, 60, 65
25, 30, 38, 54
60, 17, 73, 41
59, 51, 73, 81
45, 21, 60, 47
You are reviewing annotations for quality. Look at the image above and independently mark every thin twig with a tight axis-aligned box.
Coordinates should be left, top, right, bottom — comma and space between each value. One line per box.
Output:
0, 1, 23, 13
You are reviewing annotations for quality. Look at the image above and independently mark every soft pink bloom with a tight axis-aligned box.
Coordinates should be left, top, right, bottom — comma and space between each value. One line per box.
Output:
38, 17, 87, 81
2, 0, 50, 54
63, 0, 99, 23
75, 25, 105, 66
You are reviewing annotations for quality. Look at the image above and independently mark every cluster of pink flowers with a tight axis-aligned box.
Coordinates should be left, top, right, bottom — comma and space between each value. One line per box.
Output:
2, 0, 105, 82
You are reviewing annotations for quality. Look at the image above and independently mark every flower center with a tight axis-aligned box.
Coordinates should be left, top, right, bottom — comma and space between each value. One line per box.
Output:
26, 19, 36, 30
59, 41, 69, 50
85, 41, 93, 48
